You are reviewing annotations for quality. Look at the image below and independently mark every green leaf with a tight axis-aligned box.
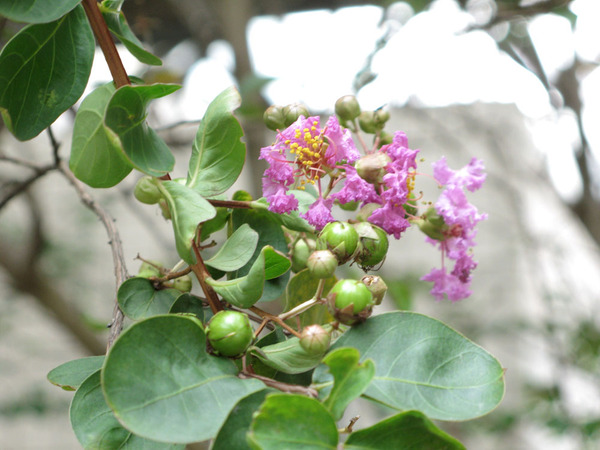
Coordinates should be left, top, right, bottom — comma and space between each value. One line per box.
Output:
250, 335, 324, 375
187, 86, 246, 197
0, 5, 94, 140
158, 181, 217, 264
100, 0, 162, 66
117, 277, 181, 320
330, 311, 505, 421
247, 394, 338, 450
200, 207, 230, 242
315, 348, 375, 421
70, 83, 133, 187
47, 356, 104, 391
250, 199, 314, 234
344, 410, 465, 450
103, 315, 264, 444
284, 269, 335, 328
105, 84, 180, 177
211, 390, 272, 450
206, 246, 290, 309
71, 370, 183, 449
169, 293, 206, 322
0, 0, 80, 23
205, 223, 259, 272
231, 208, 289, 302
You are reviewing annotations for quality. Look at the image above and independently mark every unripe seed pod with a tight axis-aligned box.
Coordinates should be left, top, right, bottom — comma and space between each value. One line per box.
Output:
335, 95, 361, 121
353, 222, 389, 269
417, 207, 447, 241
327, 279, 374, 325
207, 311, 254, 357
361, 275, 388, 305
138, 260, 163, 278
307, 250, 338, 279
358, 111, 377, 134
300, 324, 331, 355
173, 274, 192, 292
291, 238, 315, 273
263, 105, 286, 131
316, 221, 359, 264
283, 103, 310, 127
134, 176, 161, 205
373, 109, 390, 128
355, 153, 391, 185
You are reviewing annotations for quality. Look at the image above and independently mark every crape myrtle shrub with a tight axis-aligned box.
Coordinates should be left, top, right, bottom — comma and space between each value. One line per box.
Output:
0, 1, 503, 448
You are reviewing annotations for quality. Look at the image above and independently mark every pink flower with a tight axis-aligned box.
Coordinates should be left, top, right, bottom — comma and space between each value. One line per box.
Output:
302, 197, 334, 230
331, 165, 380, 205
369, 202, 410, 239
421, 267, 472, 302
433, 156, 486, 192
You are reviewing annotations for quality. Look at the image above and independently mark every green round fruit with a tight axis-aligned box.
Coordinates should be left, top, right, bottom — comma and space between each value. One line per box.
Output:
307, 250, 338, 279
300, 325, 331, 355
358, 111, 377, 134
316, 221, 359, 264
134, 176, 161, 205
263, 105, 286, 131
328, 279, 373, 314
291, 238, 314, 273
207, 311, 254, 357
172, 275, 192, 292
283, 103, 309, 127
355, 153, 391, 185
335, 95, 361, 121
354, 223, 389, 268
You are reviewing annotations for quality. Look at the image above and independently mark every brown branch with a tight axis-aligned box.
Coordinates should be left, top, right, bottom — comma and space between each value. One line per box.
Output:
82, 0, 130, 88
190, 240, 224, 314
208, 199, 252, 209
249, 306, 302, 338
239, 371, 318, 398
0, 164, 56, 210
57, 161, 128, 350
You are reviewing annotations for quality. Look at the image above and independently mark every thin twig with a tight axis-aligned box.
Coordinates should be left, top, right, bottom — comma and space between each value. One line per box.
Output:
0, 164, 56, 210
57, 161, 128, 350
250, 306, 302, 338
239, 371, 318, 398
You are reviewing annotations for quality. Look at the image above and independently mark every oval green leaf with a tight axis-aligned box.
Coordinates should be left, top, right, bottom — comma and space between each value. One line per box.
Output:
250, 335, 324, 375
159, 180, 217, 264
247, 394, 338, 450
250, 199, 314, 234
70, 83, 133, 187
71, 370, 183, 449
206, 246, 290, 309
100, 0, 162, 66
315, 347, 375, 421
103, 315, 264, 443
169, 293, 207, 322
105, 84, 179, 177
284, 269, 335, 328
204, 223, 259, 272
0, 0, 80, 23
329, 311, 505, 421
211, 389, 272, 450
0, 5, 94, 140
344, 410, 465, 450
187, 86, 246, 197
47, 356, 105, 391
117, 277, 181, 320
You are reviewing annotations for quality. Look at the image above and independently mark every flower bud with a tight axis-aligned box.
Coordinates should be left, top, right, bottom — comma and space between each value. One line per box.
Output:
353, 222, 389, 269
291, 238, 315, 273
316, 221, 359, 264
283, 103, 310, 127
327, 279, 374, 325
137, 260, 163, 278
263, 105, 286, 131
417, 207, 447, 241
173, 274, 192, 293
300, 324, 331, 355
355, 153, 391, 185
207, 311, 254, 357
335, 95, 361, 122
134, 176, 161, 205
373, 109, 390, 128
338, 200, 359, 211
358, 111, 377, 134
307, 250, 338, 279
361, 275, 388, 305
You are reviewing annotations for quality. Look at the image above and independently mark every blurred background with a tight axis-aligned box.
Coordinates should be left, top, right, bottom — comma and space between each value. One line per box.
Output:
1, 0, 600, 448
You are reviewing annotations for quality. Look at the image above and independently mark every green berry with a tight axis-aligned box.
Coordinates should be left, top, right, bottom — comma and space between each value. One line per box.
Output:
300, 325, 331, 355
354, 223, 389, 269
207, 311, 254, 357
291, 238, 314, 273
358, 111, 377, 134
172, 275, 192, 293
316, 221, 359, 264
335, 95, 361, 121
329, 279, 373, 314
283, 103, 309, 127
307, 250, 338, 279
355, 153, 391, 185
263, 105, 286, 131
134, 176, 161, 205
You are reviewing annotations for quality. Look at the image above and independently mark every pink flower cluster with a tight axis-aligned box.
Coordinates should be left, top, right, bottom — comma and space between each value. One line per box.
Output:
421, 157, 487, 301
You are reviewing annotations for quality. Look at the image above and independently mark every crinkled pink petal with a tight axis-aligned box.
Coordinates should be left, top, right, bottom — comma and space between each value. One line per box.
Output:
421, 267, 471, 302
332, 165, 380, 205
302, 197, 334, 230
324, 116, 360, 165
369, 202, 410, 239
433, 156, 486, 192
383, 131, 418, 170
